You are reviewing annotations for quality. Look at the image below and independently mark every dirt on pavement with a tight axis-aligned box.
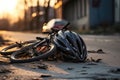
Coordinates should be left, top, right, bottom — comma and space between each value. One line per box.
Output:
0, 31, 120, 80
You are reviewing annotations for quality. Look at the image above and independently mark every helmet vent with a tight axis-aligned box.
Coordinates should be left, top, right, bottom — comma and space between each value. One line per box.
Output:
66, 35, 74, 47
57, 39, 66, 47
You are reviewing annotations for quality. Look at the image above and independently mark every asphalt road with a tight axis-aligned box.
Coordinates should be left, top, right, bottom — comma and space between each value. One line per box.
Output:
0, 30, 120, 67
82, 35, 120, 67
0, 30, 120, 79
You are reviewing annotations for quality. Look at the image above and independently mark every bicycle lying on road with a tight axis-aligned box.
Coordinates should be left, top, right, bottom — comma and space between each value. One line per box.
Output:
0, 30, 57, 63
0, 19, 87, 63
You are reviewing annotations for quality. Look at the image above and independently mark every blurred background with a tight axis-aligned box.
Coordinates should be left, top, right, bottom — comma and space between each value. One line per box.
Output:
0, 0, 120, 34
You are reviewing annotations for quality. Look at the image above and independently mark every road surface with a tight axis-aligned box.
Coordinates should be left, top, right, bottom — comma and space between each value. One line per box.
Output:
0, 30, 120, 80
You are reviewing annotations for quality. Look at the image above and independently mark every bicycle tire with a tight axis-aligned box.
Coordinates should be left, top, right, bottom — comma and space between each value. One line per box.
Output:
0, 40, 37, 55
10, 43, 56, 63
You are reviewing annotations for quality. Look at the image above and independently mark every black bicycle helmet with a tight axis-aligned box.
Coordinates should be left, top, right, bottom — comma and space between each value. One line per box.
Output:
53, 30, 87, 62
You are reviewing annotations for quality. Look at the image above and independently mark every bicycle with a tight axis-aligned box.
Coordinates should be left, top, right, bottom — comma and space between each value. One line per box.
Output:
0, 19, 87, 63
9, 21, 71, 63
0, 40, 37, 56
10, 32, 57, 63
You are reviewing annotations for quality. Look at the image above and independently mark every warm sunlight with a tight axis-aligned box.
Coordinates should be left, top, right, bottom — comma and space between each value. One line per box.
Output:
0, 0, 18, 23
0, 0, 17, 13
0, 0, 57, 24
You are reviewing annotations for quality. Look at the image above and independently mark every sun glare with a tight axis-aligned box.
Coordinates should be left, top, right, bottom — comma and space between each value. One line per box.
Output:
0, 0, 17, 13
0, 0, 20, 23
0, 0, 57, 24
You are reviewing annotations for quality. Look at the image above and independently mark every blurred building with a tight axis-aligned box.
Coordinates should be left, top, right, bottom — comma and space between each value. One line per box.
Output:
54, 0, 118, 31
24, 0, 119, 31
115, 0, 120, 23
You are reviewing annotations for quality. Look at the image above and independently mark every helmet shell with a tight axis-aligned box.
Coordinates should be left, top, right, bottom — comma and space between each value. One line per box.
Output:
42, 19, 68, 33
53, 30, 87, 62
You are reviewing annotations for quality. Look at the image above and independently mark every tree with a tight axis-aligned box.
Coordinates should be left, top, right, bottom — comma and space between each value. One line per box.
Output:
24, 0, 28, 30
44, 0, 50, 23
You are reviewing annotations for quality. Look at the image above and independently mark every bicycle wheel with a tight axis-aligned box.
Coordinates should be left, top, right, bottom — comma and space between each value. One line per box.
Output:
0, 40, 37, 55
10, 43, 56, 63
